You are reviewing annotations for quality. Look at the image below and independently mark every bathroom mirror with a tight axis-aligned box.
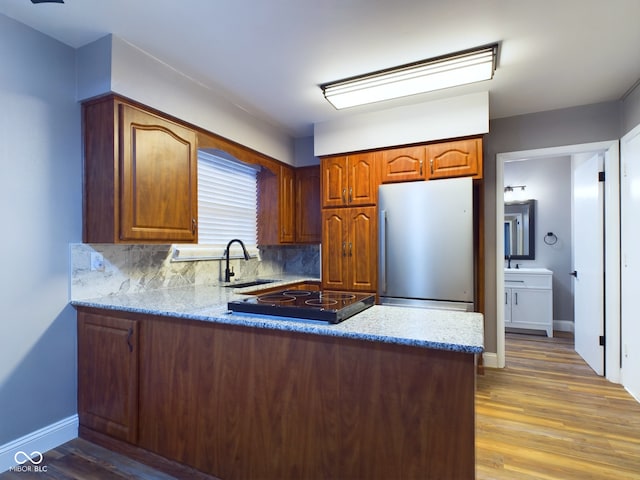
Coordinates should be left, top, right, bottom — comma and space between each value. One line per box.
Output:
504, 199, 535, 260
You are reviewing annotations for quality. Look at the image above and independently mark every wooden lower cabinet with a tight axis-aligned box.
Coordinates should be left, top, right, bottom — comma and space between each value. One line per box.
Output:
321, 206, 377, 292
77, 307, 475, 480
77, 310, 139, 444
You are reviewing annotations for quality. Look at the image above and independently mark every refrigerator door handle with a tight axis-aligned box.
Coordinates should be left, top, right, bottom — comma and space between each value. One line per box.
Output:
380, 209, 387, 294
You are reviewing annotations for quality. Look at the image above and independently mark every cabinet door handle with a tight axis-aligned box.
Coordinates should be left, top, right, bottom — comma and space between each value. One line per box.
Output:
514, 292, 518, 305
430, 158, 434, 175
505, 292, 508, 305
349, 242, 353, 256
419, 159, 423, 176
126, 327, 134, 353
342, 241, 347, 256
342, 188, 347, 204
192, 218, 197, 234
349, 187, 353, 203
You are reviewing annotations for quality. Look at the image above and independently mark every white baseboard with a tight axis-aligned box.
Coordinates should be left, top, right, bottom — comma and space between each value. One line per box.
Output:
0, 415, 78, 473
554, 320, 575, 333
483, 352, 500, 369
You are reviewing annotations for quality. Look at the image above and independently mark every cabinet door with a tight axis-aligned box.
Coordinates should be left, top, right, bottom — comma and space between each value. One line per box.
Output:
321, 157, 348, 207
322, 209, 349, 290
279, 165, 296, 243
426, 138, 482, 180
380, 146, 426, 183
138, 317, 201, 466
120, 103, 198, 242
348, 153, 378, 205
78, 311, 138, 443
511, 288, 551, 328
348, 207, 378, 292
295, 166, 321, 243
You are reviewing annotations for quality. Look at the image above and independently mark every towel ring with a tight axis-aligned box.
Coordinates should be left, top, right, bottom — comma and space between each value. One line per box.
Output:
544, 232, 558, 245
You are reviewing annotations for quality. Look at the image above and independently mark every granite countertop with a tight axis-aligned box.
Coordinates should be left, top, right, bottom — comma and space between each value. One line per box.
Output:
71, 276, 484, 354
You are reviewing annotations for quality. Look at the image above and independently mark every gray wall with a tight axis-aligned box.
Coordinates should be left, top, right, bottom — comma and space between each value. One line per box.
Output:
77, 35, 296, 165
504, 156, 573, 324
0, 15, 81, 444
483, 102, 622, 352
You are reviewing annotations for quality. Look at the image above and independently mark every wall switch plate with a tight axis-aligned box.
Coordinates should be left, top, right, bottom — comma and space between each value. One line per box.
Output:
90, 252, 105, 272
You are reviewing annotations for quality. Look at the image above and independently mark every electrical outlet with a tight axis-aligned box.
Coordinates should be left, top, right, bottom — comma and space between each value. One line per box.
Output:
90, 252, 105, 272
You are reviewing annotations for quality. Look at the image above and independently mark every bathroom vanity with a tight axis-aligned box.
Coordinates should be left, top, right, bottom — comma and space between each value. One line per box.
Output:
504, 268, 553, 337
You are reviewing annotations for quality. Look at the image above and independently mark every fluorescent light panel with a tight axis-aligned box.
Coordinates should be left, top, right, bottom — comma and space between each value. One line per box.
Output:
321, 44, 498, 109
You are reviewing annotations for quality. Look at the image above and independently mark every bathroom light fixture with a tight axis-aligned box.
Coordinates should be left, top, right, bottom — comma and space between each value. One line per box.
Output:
320, 44, 498, 109
504, 185, 526, 193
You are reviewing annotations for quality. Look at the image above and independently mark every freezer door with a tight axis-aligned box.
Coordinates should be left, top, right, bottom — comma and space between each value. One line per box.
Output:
378, 177, 474, 303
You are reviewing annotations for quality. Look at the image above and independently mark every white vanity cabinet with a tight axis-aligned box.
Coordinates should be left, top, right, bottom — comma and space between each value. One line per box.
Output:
504, 268, 553, 337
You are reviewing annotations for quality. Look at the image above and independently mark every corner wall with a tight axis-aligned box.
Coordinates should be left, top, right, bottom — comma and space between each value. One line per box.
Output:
483, 102, 621, 353
0, 13, 81, 448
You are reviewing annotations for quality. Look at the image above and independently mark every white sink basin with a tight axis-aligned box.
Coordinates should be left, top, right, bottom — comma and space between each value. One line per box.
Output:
504, 267, 552, 274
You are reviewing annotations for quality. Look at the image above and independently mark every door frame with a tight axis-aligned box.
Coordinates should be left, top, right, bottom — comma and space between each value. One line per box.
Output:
495, 141, 620, 383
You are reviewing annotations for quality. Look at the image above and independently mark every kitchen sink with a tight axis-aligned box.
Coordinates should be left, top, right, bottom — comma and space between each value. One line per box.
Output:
224, 279, 276, 288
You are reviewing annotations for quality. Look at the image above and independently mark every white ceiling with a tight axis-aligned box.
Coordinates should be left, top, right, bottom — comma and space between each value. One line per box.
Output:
2, 0, 640, 137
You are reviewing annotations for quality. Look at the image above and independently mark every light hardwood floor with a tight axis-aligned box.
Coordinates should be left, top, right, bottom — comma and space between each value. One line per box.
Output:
2, 332, 638, 479
477, 332, 640, 480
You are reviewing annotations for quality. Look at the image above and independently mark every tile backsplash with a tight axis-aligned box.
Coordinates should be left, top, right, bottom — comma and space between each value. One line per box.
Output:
69, 243, 320, 300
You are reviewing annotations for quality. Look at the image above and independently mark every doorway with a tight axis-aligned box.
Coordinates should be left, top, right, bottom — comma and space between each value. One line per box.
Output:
495, 141, 620, 383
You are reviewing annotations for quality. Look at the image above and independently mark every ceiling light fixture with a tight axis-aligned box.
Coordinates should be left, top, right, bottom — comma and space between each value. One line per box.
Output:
320, 43, 498, 109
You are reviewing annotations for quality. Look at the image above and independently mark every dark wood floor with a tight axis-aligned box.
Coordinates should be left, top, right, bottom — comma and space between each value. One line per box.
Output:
3, 332, 639, 479
0, 438, 194, 480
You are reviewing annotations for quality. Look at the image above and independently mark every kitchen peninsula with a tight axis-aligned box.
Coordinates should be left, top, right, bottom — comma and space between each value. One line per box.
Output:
72, 279, 483, 480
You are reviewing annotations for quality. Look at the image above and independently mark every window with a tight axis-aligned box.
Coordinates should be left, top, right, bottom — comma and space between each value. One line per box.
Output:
173, 150, 259, 261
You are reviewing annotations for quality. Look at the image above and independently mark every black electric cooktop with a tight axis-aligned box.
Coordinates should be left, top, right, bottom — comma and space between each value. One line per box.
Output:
228, 289, 375, 323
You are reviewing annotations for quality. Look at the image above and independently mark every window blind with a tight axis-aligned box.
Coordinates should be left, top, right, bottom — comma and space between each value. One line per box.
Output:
173, 151, 259, 261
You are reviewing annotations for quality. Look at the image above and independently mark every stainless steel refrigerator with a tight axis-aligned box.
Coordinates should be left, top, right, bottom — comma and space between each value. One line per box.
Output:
378, 177, 474, 311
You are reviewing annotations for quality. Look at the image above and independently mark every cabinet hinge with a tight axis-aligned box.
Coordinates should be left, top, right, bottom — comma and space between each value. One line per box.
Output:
599, 335, 605, 346
598, 171, 605, 182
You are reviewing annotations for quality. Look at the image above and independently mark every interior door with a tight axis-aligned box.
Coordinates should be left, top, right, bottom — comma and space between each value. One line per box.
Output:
621, 126, 640, 399
572, 153, 604, 375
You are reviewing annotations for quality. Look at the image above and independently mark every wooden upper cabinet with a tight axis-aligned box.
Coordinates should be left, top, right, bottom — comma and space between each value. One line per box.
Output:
321, 156, 348, 207
279, 165, 296, 243
380, 138, 483, 182
78, 310, 139, 444
120, 104, 198, 242
380, 146, 427, 183
349, 153, 378, 206
321, 153, 377, 207
426, 137, 483, 180
258, 163, 321, 245
83, 96, 198, 243
295, 166, 321, 243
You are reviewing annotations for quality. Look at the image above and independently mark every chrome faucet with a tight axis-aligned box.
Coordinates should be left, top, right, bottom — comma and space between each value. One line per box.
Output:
224, 239, 250, 282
